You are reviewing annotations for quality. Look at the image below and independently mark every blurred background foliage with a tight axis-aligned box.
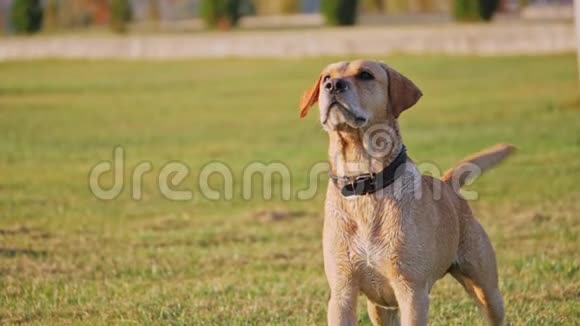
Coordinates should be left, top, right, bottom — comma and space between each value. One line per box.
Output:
110, 0, 132, 33
200, 0, 241, 29
9, 0, 42, 33
0, 0, 565, 34
253, 0, 300, 15
322, 0, 358, 26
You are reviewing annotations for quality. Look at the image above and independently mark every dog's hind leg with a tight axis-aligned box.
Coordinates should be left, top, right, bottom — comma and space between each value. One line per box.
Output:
367, 300, 399, 326
450, 217, 504, 326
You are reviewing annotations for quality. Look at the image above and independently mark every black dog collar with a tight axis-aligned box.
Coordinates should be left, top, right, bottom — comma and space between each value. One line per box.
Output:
329, 145, 408, 197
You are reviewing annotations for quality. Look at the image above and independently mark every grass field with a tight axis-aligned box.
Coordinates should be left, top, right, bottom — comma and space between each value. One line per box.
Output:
0, 55, 579, 325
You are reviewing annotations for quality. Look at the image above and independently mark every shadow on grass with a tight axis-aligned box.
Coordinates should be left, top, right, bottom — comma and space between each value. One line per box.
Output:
561, 93, 580, 111
0, 248, 48, 258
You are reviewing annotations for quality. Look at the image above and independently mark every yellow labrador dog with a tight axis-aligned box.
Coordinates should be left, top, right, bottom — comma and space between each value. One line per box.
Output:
299, 60, 514, 326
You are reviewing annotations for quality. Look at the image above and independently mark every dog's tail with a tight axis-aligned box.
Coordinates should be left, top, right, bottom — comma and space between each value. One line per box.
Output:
440, 143, 515, 188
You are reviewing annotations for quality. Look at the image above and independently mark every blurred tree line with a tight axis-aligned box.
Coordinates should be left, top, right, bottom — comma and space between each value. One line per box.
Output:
196, 0, 500, 27
4, 0, 502, 34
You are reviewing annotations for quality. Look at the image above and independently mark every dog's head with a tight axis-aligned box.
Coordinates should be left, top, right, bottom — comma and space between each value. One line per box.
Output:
299, 60, 422, 131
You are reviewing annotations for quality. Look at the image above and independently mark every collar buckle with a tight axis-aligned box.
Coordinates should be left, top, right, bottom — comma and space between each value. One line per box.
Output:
342, 173, 376, 196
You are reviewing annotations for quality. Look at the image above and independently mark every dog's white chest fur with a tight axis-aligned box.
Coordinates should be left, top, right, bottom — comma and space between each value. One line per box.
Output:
334, 199, 402, 307
352, 231, 398, 306
350, 226, 388, 268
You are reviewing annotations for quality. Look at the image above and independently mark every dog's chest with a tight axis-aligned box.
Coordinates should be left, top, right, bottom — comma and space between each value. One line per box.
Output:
348, 224, 390, 268
332, 196, 401, 267
326, 189, 405, 306
345, 212, 400, 306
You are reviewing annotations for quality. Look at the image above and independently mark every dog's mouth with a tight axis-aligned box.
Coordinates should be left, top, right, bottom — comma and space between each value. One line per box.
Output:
323, 101, 367, 128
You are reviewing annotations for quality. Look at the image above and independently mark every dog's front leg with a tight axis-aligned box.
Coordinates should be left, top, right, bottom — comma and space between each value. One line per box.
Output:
327, 281, 358, 326
323, 236, 358, 325
394, 285, 429, 326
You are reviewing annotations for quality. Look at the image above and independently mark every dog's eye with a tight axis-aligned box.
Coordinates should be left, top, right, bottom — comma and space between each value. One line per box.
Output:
323, 75, 331, 83
357, 71, 374, 80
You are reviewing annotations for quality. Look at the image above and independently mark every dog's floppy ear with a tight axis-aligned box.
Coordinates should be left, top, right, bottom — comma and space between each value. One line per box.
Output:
382, 64, 422, 118
299, 75, 322, 118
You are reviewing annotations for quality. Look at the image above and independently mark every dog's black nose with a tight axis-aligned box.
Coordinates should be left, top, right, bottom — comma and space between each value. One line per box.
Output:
324, 78, 348, 94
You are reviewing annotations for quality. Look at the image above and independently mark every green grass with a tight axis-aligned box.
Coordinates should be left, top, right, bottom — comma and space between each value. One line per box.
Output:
0, 55, 579, 324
